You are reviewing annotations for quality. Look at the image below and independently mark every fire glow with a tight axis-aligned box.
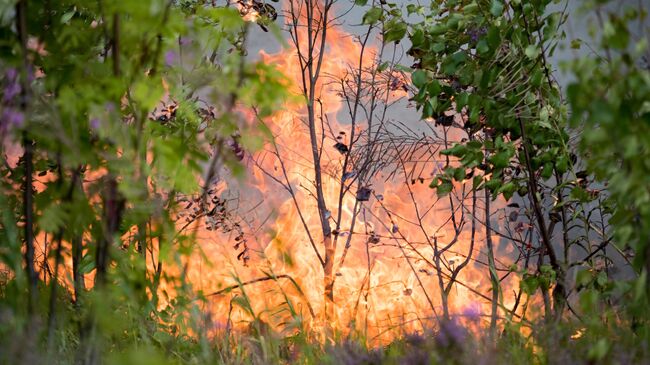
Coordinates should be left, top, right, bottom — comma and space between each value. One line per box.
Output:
13, 1, 533, 346
186, 2, 526, 344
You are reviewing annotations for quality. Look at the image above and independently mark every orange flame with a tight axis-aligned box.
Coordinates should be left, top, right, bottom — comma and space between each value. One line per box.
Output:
187, 3, 524, 344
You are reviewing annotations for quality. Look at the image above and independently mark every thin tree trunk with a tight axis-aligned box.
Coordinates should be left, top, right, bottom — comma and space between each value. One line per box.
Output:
16, 0, 38, 316
434, 237, 449, 320
290, 0, 335, 326
83, 13, 123, 365
46, 234, 63, 350
152, 222, 164, 308
517, 117, 565, 319
538, 251, 552, 320
96, 178, 123, 285
47, 168, 80, 349
323, 236, 335, 323
485, 181, 499, 338
95, 12, 123, 287
22, 133, 37, 313
72, 234, 85, 303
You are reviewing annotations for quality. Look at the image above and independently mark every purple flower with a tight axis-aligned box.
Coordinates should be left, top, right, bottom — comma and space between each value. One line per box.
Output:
435, 319, 466, 348
179, 36, 192, 46
404, 332, 427, 346
326, 340, 384, 365
3, 68, 21, 102
105, 102, 115, 113
467, 26, 487, 43
401, 349, 430, 365
5, 68, 17, 81
90, 118, 101, 130
164, 50, 176, 67
1, 108, 25, 128
3, 81, 21, 102
462, 303, 481, 321
26, 65, 35, 83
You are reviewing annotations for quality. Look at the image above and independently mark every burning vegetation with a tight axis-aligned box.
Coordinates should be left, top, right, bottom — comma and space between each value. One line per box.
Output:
0, 0, 649, 364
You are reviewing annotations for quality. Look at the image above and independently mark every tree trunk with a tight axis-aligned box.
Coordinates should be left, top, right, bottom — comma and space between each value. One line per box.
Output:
485, 176, 499, 338
518, 117, 565, 319
323, 235, 335, 325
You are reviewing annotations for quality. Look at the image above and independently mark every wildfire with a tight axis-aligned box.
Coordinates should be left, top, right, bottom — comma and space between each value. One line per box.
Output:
17, 1, 527, 346
188, 2, 524, 344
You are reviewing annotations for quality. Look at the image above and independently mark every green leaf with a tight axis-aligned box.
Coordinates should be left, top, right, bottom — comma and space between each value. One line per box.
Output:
431, 42, 446, 53
489, 150, 512, 169
588, 339, 610, 361
487, 26, 501, 49
520, 275, 539, 295
441, 143, 467, 157
362, 7, 383, 25
476, 39, 489, 54
61, 10, 75, 24
453, 168, 466, 181
429, 24, 447, 36
596, 271, 608, 287
377, 61, 390, 72
530, 69, 543, 87
497, 181, 517, 200
436, 178, 454, 196
570, 39, 582, 49
490, 0, 504, 17
464, 2, 479, 14
39, 203, 67, 232
201, 7, 245, 30
603, 18, 630, 49
576, 270, 593, 288
406, 4, 421, 15
473, 175, 483, 189
427, 79, 441, 96
354, 0, 368, 5
411, 70, 427, 88
485, 178, 501, 192
384, 19, 407, 43
556, 155, 568, 174
79, 254, 96, 274
524, 45, 540, 59
133, 78, 165, 112
456, 92, 469, 109
422, 99, 434, 118
541, 161, 553, 179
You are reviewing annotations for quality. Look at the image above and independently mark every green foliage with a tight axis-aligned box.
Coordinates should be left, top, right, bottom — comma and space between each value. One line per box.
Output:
0, 0, 290, 363
389, 0, 649, 359
406, 0, 573, 202
566, 0, 650, 284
